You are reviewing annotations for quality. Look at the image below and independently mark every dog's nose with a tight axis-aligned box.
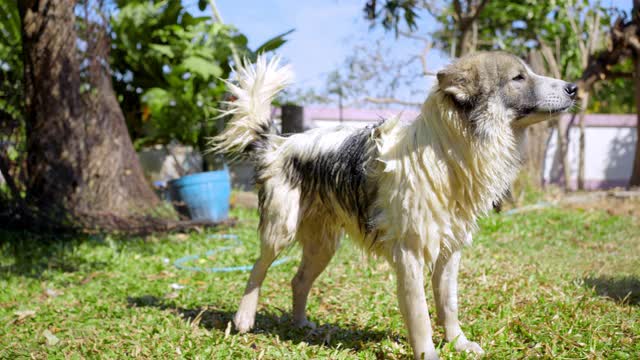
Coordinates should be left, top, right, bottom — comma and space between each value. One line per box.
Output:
564, 83, 578, 99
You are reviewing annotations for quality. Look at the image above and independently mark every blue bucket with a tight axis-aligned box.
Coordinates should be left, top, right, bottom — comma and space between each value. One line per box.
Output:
168, 168, 231, 222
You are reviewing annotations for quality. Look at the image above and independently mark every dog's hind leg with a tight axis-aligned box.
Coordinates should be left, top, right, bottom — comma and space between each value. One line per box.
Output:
432, 249, 484, 355
234, 184, 300, 334
291, 219, 340, 329
393, 246, 439, 360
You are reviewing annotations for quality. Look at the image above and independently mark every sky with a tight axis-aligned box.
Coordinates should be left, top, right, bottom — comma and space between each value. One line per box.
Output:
188, 0, 632, 105
188, 0, 448, 103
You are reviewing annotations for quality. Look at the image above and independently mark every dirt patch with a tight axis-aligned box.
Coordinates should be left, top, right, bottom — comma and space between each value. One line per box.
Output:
504, 189, 640, 219
230, 191, 259, 209
560, 190, 640, 219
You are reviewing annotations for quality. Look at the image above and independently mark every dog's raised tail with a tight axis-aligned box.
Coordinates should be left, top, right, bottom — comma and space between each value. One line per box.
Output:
209, 55, 293, 160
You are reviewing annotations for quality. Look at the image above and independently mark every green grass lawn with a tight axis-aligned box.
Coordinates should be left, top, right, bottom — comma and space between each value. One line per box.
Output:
1, 206, 639, 359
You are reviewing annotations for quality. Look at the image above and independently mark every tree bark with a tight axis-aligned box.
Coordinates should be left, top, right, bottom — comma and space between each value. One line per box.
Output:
630, 54, 640, 187
18, 0, 161, 227
521, 124, 550, 186
630, 1, 640, 187
556, 117, 572, 190
452, 0, 487, 57
456, 22, 473, 57
577, 92, 589, 190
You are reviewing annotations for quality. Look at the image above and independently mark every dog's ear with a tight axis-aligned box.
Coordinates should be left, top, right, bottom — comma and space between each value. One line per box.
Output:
437, 65, 480, 105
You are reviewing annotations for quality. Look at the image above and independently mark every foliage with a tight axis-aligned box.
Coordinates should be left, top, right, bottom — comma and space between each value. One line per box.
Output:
0, 0, 21, 124
589, 58, 635, 114
110, 0, 236, 151
450, 0, 632, 114
360, 0, 634, 113
110, 0, 292, 155
0, 0, 25, 199
1, 204, 639, 358
432, 0, 560, 57
364, 0, 420, 35
330, 39, 427, 107
472, 0, 608, 79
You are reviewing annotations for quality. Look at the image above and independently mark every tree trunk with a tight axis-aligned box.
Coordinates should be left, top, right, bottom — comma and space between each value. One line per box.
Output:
556, 117, 572, 191
630, 54, 640, 187
19, 0, 160, 227
577, 92, 589, 190
456, 22, 473, 57
521, 124, 550, 186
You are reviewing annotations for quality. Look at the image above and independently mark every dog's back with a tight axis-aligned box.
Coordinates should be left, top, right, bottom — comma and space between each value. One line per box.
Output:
211, 58, 387, 248
277, 125, 380, 233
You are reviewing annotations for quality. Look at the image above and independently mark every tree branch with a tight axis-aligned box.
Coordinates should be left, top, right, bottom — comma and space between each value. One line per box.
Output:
452, 0, 462, 22
419, 41, 436, 76
470, 0, 490, 21
564, 2, 587, 57
586, 11, 602, 61
538, 37, 561, 78
578, 18, 636, 92
208, 0, 241, 67
418, 0, 440, 18
398, 30, 436, 77
628, 36, 640, 52
398, 30, 430, 42
607, 71, 634, 78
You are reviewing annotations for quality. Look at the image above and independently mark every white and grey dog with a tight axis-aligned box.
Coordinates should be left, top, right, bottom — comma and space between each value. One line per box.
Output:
211, 52, 576, 359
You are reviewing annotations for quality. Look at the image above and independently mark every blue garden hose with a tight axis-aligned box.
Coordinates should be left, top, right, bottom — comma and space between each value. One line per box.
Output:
174, 201, 551, 273
502, 201, 555, 215
174, 234, 293, 273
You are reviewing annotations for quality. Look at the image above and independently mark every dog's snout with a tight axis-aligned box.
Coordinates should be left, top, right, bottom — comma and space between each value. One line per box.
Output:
564, 83, 578, 99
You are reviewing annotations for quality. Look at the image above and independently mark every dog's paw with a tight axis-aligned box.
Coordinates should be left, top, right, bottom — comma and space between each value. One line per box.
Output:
293, 318, 317, 330
233, 311, 255, 333
454, 339, 484, 356
414, 350, 440, 360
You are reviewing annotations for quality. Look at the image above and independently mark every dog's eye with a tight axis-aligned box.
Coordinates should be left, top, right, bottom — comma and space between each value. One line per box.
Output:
512, 74, 525, 81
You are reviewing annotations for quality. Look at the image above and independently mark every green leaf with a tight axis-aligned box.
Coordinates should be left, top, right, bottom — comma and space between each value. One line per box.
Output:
142, 87, 171, 115
149, 44, 174, 58
7, 146, 19, 162
254, 29, 294, 55
198, 0, 208, 11
181, 56, 222, 80
232, 34, 249, 49
181, 13, 208, 27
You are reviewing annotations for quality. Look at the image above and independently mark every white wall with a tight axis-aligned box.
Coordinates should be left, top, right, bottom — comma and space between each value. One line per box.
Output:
544, 121, 636, 189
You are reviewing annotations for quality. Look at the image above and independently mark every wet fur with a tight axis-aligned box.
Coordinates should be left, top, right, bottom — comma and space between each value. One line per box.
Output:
210, 53, 575, 359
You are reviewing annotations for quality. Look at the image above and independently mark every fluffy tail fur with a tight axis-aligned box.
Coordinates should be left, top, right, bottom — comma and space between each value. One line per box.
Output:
209, 55, 293, 160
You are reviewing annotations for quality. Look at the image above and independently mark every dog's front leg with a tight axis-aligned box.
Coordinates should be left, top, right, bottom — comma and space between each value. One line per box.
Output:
432, 250, 484, 355
394, 247, 439, 360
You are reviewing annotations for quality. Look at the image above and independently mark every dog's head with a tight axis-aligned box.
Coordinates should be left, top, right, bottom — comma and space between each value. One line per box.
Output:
436, 51, 576, 135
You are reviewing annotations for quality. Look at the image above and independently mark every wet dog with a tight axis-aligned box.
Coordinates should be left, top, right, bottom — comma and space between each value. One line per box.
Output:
211, 52, 576, 359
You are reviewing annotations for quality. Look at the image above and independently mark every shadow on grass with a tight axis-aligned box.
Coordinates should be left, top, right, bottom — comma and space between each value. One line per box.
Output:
0, 230, 107, 278
584, 276, 640, 306
127, 295, 391, 351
